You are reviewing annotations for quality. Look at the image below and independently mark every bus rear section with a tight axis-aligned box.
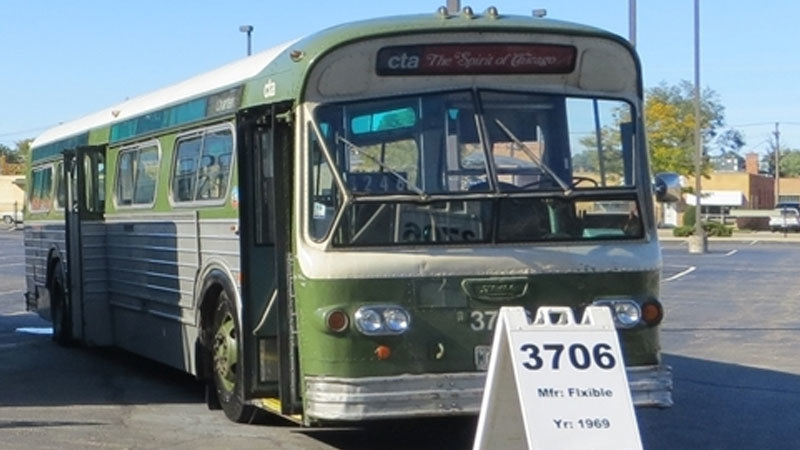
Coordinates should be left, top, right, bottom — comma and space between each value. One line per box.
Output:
289, 22, 671, 424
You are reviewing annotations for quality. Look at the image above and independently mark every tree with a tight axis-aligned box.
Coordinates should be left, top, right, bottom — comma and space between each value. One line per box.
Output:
645, 80, 743, 176
0, 138, 32, 175
771, 149, 800, 177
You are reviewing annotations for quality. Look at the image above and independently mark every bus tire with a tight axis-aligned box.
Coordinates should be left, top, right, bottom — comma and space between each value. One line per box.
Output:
50, 262, 72, 346
211, 290, 259, 423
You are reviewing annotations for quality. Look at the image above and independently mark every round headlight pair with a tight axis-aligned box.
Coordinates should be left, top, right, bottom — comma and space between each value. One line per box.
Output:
354, 306, 411, 335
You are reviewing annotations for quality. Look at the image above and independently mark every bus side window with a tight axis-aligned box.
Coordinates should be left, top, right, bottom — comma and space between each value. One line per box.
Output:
117, 144, 159, 207
172, 136, 202, 202
196, 128, 233, 201
55, 162, 66, 209
30, 166, 53, 212
117, 151, 135, 205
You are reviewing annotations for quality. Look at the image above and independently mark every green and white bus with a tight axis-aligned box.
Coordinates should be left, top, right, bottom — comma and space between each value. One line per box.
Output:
24, 7, 677, 425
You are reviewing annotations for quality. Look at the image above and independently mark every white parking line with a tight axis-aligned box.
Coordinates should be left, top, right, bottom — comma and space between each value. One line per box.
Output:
663, 266, 696, 282
749, 240, 758, 246
725, 249, 739, 257
0, 290, 23, 296
0, 263, 24, 267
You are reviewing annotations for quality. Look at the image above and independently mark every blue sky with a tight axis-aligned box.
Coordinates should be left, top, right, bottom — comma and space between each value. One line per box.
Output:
1, 1, 798, 153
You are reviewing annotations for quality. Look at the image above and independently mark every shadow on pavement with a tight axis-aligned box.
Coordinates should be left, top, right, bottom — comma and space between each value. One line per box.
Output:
0, 311, 203, 408
638, 353, 800, 449
299, 417, 478, 450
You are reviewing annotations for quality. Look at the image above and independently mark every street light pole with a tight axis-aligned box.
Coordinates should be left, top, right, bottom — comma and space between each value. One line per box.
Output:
447, 0, 460, 14
689, 0, 707, 254
629, 0, 637, 47
239, 25, 253, 56
774, 122, 781, 205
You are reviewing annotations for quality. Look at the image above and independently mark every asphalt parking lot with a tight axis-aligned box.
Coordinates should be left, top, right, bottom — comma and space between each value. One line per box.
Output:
639, 240, 800, 449
2, 228, 800, 449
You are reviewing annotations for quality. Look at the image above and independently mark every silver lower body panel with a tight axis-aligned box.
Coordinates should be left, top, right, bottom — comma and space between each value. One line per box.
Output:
304, 364, 673, 422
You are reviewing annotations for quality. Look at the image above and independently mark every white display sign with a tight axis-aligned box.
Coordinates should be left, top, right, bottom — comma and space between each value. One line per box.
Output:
473, 306, 642, 450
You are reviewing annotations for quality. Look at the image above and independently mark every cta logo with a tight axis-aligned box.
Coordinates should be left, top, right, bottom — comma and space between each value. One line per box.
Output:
386, 52, 420, 70
377, 46, 424, 75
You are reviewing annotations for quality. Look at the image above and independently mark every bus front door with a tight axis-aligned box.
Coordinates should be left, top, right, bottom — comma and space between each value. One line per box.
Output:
63, 146, 108, 344
237, 103, 300, 415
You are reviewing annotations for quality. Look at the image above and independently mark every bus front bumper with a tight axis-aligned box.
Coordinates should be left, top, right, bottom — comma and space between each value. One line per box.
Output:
304, 364, 672, 421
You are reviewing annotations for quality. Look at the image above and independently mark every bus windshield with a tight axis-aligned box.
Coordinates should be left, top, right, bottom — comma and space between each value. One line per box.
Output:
308, 90, 642, 246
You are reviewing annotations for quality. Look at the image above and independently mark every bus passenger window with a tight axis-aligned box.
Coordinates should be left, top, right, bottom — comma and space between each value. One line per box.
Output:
117, 144, 160, 207
172, 136, 202, 202
55, 163, 66, 208
30, 166, 53, 212
134, 147, 158, 204
196, 129, 233, 200
172, 127, 233, 203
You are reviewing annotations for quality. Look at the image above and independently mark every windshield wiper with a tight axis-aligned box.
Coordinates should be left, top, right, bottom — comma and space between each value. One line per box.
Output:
493, 119, 572, 195
336, 135, 428, 200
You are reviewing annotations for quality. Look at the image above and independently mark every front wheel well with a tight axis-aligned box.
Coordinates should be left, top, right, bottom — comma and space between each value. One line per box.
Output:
196, 271, 236, 380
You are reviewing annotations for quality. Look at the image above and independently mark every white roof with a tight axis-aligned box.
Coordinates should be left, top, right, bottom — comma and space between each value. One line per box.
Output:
33, 40, 297, 148
684, 190, 746, 207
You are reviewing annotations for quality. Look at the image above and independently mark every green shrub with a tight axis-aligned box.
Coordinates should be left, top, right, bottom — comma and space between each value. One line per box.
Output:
672, 225, 694, 237
704, 222, 733, 237
672, 222, 733, 237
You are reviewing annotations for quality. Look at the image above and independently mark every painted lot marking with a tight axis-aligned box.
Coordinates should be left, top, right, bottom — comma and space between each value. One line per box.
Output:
16, 327, 52, 336
662, 266, 696, 282
724, 249, 739, 257
0, 290, 23, 296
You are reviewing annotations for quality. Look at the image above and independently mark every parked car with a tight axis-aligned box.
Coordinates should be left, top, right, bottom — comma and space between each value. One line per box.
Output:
1, 210, 23, 225
769, 207, 800, 232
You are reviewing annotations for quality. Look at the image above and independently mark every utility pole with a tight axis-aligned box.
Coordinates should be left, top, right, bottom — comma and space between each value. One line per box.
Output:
689, 0, 706, 254
774, 122, 781, 205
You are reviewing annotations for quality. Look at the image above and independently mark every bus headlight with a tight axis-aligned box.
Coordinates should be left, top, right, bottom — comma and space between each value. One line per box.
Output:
592, 299, 642, 328
354, 306, 411, 335
384, 308, 410, 332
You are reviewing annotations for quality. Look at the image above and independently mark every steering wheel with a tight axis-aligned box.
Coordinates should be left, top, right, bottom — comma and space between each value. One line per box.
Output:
570, 176, 599, 188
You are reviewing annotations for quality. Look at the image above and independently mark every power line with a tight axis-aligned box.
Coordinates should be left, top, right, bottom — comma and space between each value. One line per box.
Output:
0, 124, 54, 138
731, 122, 800, 128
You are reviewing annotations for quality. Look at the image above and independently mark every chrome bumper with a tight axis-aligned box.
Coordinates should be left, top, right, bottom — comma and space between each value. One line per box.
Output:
304, 364, 673, 421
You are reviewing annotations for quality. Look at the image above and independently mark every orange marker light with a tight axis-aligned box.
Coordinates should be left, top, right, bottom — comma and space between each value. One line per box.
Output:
374, 345, 392, 360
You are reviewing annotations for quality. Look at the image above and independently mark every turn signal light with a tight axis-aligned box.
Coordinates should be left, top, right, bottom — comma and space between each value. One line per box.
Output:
641, 301, 664, 326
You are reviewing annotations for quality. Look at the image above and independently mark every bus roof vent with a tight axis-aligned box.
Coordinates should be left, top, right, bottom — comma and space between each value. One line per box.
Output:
486, 6, 500, 19
532, 9, 547, 18
436, 6, 450, 19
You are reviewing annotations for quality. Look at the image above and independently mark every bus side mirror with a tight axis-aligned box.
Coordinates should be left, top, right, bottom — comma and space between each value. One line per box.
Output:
654, 172, 681, 203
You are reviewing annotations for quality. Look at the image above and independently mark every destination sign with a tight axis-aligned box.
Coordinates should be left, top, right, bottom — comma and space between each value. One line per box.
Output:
376, 44, 576, 76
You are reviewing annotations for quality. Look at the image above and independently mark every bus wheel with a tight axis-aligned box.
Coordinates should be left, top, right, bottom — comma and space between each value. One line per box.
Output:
50, 262, 72, 346
211, 291, 258, 423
